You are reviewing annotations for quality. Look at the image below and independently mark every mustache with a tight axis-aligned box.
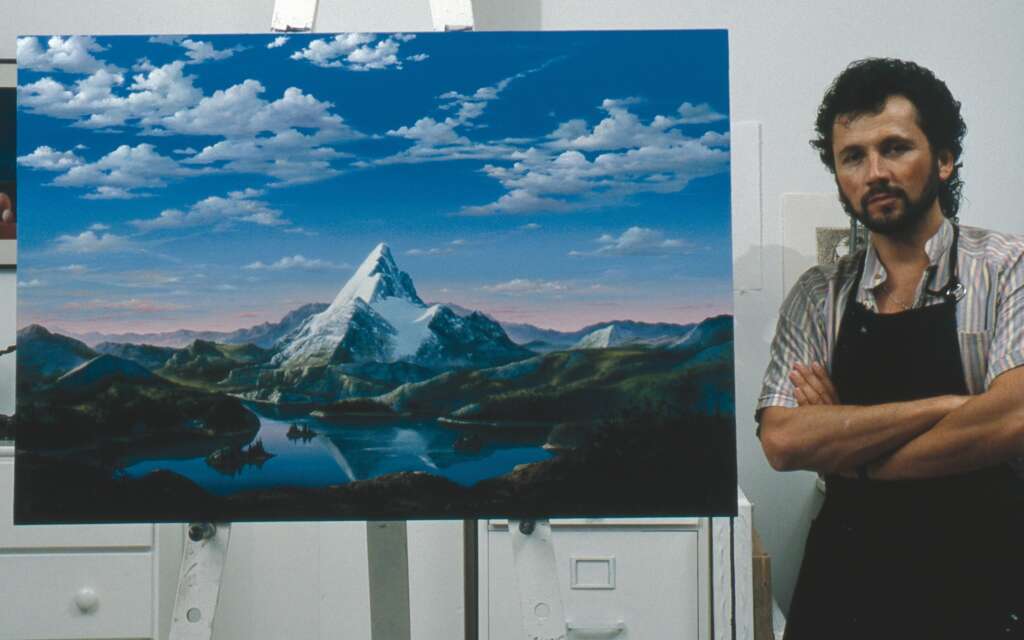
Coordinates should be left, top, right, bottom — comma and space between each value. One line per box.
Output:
861, 185, 907, 208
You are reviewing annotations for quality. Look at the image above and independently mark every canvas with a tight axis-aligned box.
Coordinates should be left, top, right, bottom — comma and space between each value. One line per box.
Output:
14, 31, 735, 523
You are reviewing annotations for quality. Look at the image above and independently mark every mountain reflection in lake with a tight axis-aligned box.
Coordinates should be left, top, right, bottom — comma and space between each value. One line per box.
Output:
123, 405, 554, 496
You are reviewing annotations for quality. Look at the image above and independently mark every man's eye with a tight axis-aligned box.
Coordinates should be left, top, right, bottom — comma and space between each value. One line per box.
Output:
841, 153, 862, 165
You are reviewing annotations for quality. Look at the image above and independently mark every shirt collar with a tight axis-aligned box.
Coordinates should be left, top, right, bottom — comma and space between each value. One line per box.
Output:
859, 217, 955, 293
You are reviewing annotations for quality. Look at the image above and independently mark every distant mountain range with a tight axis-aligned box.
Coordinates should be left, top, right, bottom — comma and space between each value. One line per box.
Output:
70, 302, 329, 349
505, 319, 697, 350
19, 243, 727, 408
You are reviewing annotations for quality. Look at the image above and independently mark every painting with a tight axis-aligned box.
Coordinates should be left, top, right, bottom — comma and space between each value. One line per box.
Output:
15, 31, 735, 523
816, 226, 867, 266
1, 87, 15, 261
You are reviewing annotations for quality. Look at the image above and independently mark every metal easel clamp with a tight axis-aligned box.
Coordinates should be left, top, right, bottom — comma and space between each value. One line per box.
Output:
271, 0, 319, 33
170, 522, 232, 640
509, 519, 568, 640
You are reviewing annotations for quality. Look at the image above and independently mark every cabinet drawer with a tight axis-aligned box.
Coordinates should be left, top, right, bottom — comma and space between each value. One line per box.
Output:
0, 451, 153, 550
0, 552, 154, 639
482, 519, 706, 640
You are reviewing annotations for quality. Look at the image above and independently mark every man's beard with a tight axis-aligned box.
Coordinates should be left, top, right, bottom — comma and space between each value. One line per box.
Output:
838, 162, 942, 235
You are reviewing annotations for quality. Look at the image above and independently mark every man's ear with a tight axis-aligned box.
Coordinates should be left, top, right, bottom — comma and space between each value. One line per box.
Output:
937, 149, 955, 181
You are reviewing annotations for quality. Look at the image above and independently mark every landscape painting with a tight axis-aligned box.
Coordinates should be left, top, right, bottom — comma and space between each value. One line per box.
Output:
15, 31, 735, 523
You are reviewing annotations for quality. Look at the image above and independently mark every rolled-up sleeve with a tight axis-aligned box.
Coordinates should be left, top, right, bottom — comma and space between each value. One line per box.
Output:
985, 246, 1024, 387
756, 269, 831, 424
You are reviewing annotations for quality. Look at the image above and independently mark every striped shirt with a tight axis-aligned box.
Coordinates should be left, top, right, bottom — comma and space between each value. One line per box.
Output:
758, 218, 1024, 427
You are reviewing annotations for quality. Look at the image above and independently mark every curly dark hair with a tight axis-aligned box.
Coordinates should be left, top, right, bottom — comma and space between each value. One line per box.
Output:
811, 58, 966, 218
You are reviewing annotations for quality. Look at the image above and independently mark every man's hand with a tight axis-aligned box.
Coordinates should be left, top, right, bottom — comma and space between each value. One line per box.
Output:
789, 362, 839, 406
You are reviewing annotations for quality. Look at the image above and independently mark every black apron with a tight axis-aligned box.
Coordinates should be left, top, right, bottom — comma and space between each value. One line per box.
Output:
784, 228, 1024, 639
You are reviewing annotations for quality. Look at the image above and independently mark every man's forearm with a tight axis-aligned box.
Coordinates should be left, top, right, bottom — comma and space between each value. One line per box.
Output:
759, 395, 965, 474
870, 368, 1024, 479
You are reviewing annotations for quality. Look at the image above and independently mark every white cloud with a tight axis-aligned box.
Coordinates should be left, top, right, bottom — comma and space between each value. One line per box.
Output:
700, 131, 730, 147
345, 37, 402, 72
243, 255, 342, 270
63, 298, 185, 313
291, 33, 374, 67
82, 186, 152, 200
88, 223, 110, 231
58, 264, 89, 274
54, 230, 134, 254
460, 189, 579, 216
148, 36, 245, 64
458, 98, 729, 215
676, 102, 727, 124
18, 60, 203, 131
151, 82, 360, 184
481, 279, 568, 295
18, 279, 44, 288
407, 53, 429, 63
180, 39, 246, 64
153, 79, 265, 136
173, 147, 198, 155
569, 226, 692, 257
520, 223, 541, 231
389, 117, 468, 147
291, 33, 416, 71
17, 36, 122, 74
183, 129, 351, 185
51, 143, 207, 198
131, 189, 288, 231
17, 146, 84, 171
148, 36, 185, 45
132, 57, 156, 72
267, 36, 290, 49
375, 62, 551, 166
405, 240, 464, 257
106, 271, 182, 287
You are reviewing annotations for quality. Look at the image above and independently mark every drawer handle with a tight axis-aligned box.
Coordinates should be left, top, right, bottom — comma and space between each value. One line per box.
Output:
75, 587, 99, 613
566, 620, 625, 637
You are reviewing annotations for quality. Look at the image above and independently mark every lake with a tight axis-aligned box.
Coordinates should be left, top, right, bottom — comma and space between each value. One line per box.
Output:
123, 405, 554, 496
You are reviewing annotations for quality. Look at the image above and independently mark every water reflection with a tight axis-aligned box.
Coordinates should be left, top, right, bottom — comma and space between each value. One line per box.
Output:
123, 405, 553, 496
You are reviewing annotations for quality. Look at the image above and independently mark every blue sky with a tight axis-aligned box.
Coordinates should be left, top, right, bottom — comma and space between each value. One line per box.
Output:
16, 31, 731, 334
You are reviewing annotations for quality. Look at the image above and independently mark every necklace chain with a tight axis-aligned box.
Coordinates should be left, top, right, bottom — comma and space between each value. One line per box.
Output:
879, 282, 913, 311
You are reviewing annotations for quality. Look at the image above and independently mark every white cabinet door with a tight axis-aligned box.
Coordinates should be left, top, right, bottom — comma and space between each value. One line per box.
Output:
480, 518, 710, 640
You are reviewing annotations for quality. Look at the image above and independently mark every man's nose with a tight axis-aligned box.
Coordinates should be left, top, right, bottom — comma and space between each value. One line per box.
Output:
865, 151, 891, 184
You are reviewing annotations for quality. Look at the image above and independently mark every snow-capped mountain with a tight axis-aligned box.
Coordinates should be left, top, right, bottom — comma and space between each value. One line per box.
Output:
52, 354, 160, 396
273, 243, 530, 370
572, 324, 637, 349
17, 324, 98, 384
669, 314, 733, 354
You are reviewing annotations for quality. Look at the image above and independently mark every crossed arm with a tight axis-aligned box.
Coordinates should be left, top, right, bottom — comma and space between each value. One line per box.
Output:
759, 363, 1024, 479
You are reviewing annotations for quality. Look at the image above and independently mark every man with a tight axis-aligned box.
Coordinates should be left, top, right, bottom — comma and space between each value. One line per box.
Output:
757, 58, 1024, 638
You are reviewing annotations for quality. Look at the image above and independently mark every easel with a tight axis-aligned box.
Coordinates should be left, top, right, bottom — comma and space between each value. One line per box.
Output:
167, 4, 750, 639
169, 3, 483, 639
169, 519, 570, 640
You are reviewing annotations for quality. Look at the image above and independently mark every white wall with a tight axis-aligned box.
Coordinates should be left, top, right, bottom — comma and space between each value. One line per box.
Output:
4, 0, 1024, 621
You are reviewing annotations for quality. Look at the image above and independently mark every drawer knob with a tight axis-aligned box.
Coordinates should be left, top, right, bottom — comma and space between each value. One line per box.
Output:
75, 587, 99, 613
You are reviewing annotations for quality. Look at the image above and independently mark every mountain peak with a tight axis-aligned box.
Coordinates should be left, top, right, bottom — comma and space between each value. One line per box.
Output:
367, 242, 391, 262
329, 243, 423, 310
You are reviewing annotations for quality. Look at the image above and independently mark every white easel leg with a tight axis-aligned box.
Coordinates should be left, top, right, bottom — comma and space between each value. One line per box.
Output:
367, 521, 412, 640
